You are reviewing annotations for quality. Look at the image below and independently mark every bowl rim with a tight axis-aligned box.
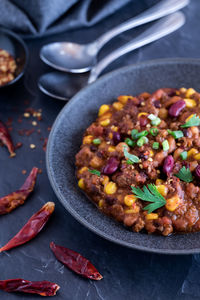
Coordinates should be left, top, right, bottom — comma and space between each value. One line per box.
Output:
0, 27, 29, 87
46, 57, 200, 255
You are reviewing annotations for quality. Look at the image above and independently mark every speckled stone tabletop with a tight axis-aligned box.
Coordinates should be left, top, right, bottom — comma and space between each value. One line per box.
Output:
0, 0, 200, 299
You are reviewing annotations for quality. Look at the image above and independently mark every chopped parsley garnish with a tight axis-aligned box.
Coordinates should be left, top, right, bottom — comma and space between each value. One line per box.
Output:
181, 114, 200, 128
162, 140, 169, 151
175, 166, 193, 182
148, 114, 161, 126
150, 128, 159, 136
137, 136, 148, 147
133, 130, 148, 140
167, 130, 183, 139
123, 146, 140, 164
152, 142, 159, 149
131, 184, 166, 213
131, 129, 138, 139
88, 169, 101, 176
125, 138, 135, 147
180, 151, 187, 160
93, 138, 101, 145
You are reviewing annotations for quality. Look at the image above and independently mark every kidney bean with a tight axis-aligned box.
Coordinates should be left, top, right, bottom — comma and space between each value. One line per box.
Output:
154, 100, 161, 108
163, 155, 174, 176
195, 165, 200, 179
113, 131, 121, 145
168, 100, 186, 117
182, 128, 189, 137
102, 157, 119, 175
139, 116, 148, 127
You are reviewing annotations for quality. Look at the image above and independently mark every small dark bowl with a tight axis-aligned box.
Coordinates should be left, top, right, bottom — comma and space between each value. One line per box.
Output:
0, 27, 28, 87
47, 58, 200, 255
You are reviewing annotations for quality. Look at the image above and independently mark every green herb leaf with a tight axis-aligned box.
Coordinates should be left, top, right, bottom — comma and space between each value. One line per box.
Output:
167, 129, 183, 139
131, 184, 166, 213
88, 169, 101, 176
180, 151, 187, 160
123, 146, 139, 163
150, 128, 159, 136
152, 142, 159, 149
181, 114, 200, 128
175, 166, 193, 182
162, 140, 169, 151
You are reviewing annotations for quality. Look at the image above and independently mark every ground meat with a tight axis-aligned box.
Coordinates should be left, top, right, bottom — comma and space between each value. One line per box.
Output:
76, 87, 200, 236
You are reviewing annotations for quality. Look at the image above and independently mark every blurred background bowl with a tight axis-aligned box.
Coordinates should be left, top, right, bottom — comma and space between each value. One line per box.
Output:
0, 27, 28, 88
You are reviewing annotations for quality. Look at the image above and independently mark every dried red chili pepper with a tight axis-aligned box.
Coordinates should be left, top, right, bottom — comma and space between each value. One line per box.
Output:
0, 167, 38, 215
0, 202, 55, 252
0, 278, 60, 296
50, 242, 103, 280
0, 120, 15, 157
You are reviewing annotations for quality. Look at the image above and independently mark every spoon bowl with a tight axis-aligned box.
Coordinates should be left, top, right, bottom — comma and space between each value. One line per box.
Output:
40, 0, 189, 74
40, 42, 97, 73
38, 12, 185, 101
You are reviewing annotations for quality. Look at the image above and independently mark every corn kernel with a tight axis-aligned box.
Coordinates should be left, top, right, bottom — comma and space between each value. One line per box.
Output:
146, 213, 158, 220
102, 176, 109, 186
186, 114, 195, 122
187, 148, 198, 158
124, 195, 136, 206
125, 205, 140, 214
90, 156, 102, 168
104, 182, 117, 194
98, 200, 104, 208
83, 135, 93, 144
113, 102, 123, 110
98, 104, 109, 116
138, 112, 148, 118
108, 146, 115, 152
78, 166, 88, 174
99, 112, 112, 121
165, 195, 180, 212
194, 153, 200, 160
149, 150, 154, 157
156, 185, 168, 197
108, 132, 113, 139
100, 119, 110, 127
111, 126, 118, 132
156, 179, 164, 185
180, 87, 187, 93
186, 88, 196, 98
184, 98, 196, 108
78, 178, 85, 189
118, 95, 134, 104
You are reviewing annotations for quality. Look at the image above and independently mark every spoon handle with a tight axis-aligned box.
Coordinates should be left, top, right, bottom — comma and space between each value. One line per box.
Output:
95, 0, 189, 51
88, 12, 185, 84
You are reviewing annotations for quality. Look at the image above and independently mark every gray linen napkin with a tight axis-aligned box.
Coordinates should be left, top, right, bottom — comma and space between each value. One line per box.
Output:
0, 0, 133, 37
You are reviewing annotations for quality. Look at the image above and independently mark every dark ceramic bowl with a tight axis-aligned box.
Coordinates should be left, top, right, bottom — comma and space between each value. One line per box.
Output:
0, 27, 28, 87
47, 58, 200, 255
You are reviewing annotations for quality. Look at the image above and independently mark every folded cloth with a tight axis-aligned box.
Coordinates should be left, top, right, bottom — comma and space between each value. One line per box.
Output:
181, 254, 200, 298
0, 0, 133, 37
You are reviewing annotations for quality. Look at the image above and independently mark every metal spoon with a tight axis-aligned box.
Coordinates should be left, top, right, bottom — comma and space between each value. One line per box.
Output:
38, 12, 185, 101
40, 0, 189, 74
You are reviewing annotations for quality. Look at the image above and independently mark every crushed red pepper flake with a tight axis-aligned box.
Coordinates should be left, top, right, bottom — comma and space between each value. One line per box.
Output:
43, 138, 48, 152
15, 142, 22, 149
22, 170, 27, 175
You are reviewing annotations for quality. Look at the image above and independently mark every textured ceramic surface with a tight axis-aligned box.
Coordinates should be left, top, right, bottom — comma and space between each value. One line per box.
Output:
47, 58, 200, 254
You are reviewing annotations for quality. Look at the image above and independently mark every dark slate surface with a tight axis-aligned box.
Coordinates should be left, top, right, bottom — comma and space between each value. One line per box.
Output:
0, 0, 199, 299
